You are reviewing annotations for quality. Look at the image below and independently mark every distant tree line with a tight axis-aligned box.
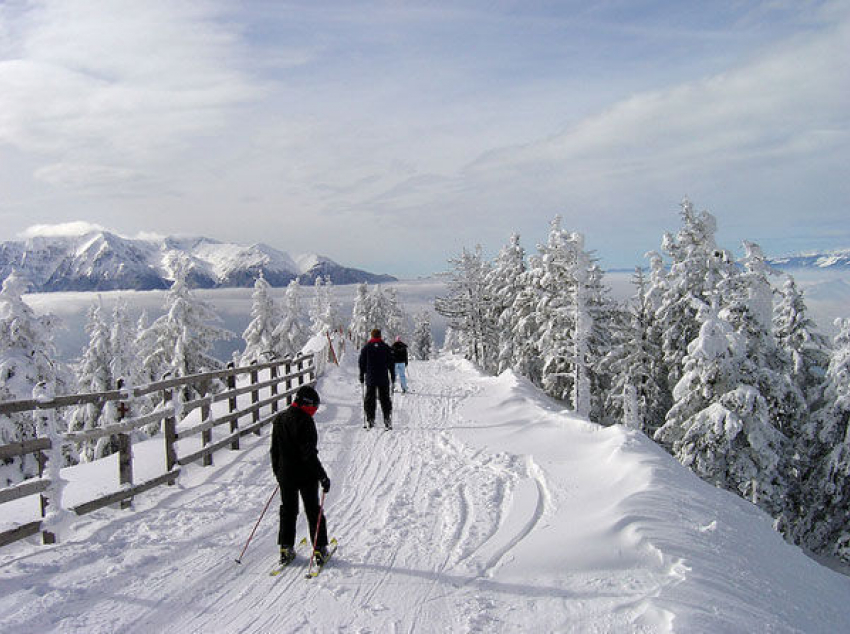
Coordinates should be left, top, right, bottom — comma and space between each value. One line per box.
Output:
436, 199, 850, 564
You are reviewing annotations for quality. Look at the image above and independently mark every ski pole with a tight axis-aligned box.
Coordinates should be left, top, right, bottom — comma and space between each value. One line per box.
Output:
235, 484, 279, 564
307, 490, 327, 577
361, 382, 366, 427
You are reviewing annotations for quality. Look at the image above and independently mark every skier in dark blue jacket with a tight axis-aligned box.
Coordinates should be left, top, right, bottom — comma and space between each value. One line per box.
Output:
359, 328, 396, 429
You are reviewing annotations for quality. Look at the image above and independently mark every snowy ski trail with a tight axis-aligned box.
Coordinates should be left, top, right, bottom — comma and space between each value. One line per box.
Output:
3, 353, 850, 633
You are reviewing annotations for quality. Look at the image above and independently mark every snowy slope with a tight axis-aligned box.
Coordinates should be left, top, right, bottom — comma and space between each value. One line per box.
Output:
1, 354, 849, 633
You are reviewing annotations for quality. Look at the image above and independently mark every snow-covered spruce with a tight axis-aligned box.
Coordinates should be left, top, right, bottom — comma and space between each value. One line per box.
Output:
0, 272, 68, 485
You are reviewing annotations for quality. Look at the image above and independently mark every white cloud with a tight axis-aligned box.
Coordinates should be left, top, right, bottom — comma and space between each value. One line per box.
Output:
0, 0, 260, 186
19, 221, 107, 239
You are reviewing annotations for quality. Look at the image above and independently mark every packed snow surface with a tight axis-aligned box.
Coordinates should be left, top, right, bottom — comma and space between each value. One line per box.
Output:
2, 354, 850, 633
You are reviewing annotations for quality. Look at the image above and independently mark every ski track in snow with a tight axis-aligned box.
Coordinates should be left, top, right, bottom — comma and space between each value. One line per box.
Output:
3, 354, 850, 633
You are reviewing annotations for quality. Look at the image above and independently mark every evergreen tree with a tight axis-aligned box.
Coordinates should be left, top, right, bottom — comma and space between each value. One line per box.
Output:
774, 277, 829, 408
412, 311, 434, 360
656, 305, 790, 518
0, 272, 65, 483
650, 199, 731, 390
309, 276, 339, 337
795, 318, 850, 561
109, 299, 138, 389
349, 283, 371, 345
722, 242, 807, 442
435, 246, 495, 368
382, 287, 407, 341
532, 220, 607, 416
602, 268, 665, 432
506, 261, 544, 383
242, 273, 281, 363
139, 257, 234, 398
67, 301, 115, 462
534, 217, 578, 404
273, 280, 308, 358
441, 326, 462, 354
487, 233, 527, 374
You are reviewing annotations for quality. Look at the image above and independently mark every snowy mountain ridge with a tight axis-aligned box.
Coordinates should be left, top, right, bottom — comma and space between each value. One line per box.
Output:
767, 248, 850, 270
0, 231, 395, 292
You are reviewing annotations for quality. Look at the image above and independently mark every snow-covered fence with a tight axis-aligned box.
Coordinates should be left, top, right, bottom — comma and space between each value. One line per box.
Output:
0, 353, 317, 549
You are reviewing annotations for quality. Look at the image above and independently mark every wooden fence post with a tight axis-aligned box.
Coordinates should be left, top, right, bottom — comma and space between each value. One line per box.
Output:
37, 444, 55, 545
201, 391, 213, 467
163, 382, 177, 477
251, 363, 261, 436
118, 433, 134, 509
227, 362, 239, 451
285, 360, 293, 405
270, 363, 280, 414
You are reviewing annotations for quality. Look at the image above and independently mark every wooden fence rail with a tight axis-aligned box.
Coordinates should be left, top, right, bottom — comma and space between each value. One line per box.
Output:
0, 353, 316, 549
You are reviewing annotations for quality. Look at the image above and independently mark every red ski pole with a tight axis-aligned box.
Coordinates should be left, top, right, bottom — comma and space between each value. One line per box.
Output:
307, 490, 327, 577
235, 484, 279, 564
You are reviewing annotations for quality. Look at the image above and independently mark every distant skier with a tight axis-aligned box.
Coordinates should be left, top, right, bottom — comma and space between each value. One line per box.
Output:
359, 328, 395, 429
391, 336, 409, 393
270, 385, 332, 566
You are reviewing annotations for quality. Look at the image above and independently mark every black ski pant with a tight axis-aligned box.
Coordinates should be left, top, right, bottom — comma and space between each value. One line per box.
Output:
278, 477, 328, 551
364, 383, 392, 423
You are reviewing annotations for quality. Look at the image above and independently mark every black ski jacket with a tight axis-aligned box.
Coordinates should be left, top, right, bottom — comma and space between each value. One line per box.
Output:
359, 338, 396, 387
391, 341, 409, 365
270, 404, 328, 484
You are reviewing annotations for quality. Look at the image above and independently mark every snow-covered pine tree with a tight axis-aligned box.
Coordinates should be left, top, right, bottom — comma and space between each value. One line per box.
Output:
506, 260, 543, 383
0, 272, 66, 484
435, 246, 495, 368
109, 299, 138, 390
534, 217, 578, 404
582, 247, 620, 421
650, 199, 731, 390
365, 286, 392, 338
383, 287, 407, 341
533, 220, 608, 417
602, 268, 665, 432
109, 301, 156, 437
139, 256, 234, 399
441, 325, 462, 355
273, 279, 309, 359
67, 301, 115, 462
309, 276, 340, 337
798, 317, 850, 561
487, 233, 527, 375
655, 303, 790, 518
241, 273, 281, 364
349, 283, 371, 345
412, 311, 434, 360
721, 243, 807, 447
774, 276, 829, 408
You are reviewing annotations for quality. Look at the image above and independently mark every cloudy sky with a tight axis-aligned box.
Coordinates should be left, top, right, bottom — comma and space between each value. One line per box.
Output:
1, 1, 848, 277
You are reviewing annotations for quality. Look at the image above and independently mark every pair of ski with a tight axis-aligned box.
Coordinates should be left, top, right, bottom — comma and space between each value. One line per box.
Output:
269, 537, 338, 578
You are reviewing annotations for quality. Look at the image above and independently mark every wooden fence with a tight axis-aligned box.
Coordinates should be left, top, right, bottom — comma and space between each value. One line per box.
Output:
0, 353, 316, 549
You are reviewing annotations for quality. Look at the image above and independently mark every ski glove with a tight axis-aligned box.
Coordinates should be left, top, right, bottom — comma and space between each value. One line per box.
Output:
320, 477, 331, 493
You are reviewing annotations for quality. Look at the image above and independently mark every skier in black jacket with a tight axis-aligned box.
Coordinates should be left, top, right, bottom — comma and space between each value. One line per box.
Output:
359, 328, 395, 429
270, 385, 331, 566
